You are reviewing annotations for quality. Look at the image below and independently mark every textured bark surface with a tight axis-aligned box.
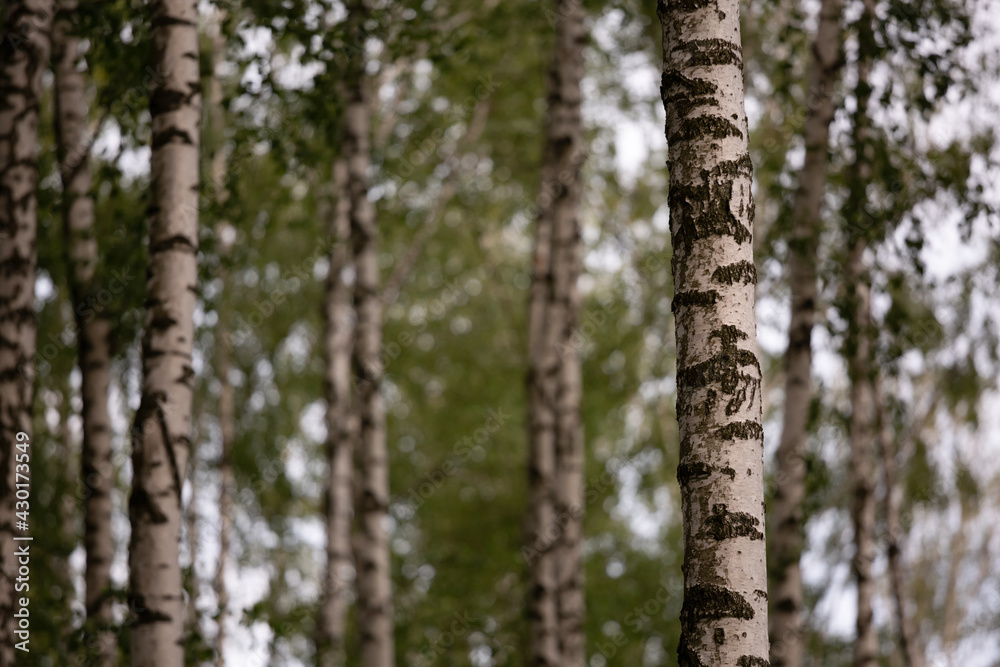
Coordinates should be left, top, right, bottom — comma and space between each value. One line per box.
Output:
768, 0, 843, 664
525, 1, 587, 665
0, 0, 52, 662
875, 382, 924, 667
344, 2, 394, 664
317, 158, 355, 667
127, 0, 200, 663
53, 2, 116, 664
845, 3, 878, 666
658, 0, 769, 664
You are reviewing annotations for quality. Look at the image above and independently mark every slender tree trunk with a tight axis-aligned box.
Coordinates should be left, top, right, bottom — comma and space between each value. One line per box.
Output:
525, 1, 587, 665
317, 159, 355, 667
874, 382, 924, 667
184, 421, 201, 637
344, 3, 394, 665
0, 0, 52, 662
213, 304, 233, 667
127, 0, 201, 663
940, 506, 967, 667
845, 233, 877, 667
203, 14, 235, 666
845, 3, 878, 666
658, 1, 769, 664
768, 0, 844, 664
52, 3, 117, 664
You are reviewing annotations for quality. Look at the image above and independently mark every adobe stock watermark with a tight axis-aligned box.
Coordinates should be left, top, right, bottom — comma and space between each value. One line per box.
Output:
26, 266, 136, 381
522, 452, 636, 564
393, 75, 500, 179
398, 407, 511, 513
595, 577, 683, 660
410, 611, 478, 667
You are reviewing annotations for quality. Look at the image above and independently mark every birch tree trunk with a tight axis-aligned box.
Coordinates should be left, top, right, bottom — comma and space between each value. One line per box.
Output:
317, 158, 355, 667
52, 3, 117, 664
658, 1, 769, 664
0, 0, 52, 662
845, 3, 878, 666
344, 2, 394, 664
525, 1, 587, 664
769, 0, 843, 664
875, 383, 924, 667
127, 0, 200, 663
205, 14, 234, 666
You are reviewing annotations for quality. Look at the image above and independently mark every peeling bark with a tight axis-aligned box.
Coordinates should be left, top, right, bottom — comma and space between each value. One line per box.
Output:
127, 0, 201, 664
317, 158, 355, 667
344, 2, 394, 664
52, 2, 117, 664
844, 3, 878, 667
658, 0, 769, 664
0, 0, 52, 662
768, 0, 844, 665
525, 1, 587, 665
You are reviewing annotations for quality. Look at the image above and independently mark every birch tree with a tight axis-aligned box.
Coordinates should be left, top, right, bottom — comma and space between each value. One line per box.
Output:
876, 383, 925, 667
205, 11, 234, 665
0, 0, 52, 661
768, 0, 844, 664
343, 2, 394, 664
525, 0, 587, 664
657, 0, 769, 664
127, 0, 201, 663
317, 158, 355, 667
53, 2, 116, 664
843, 2, 878, 665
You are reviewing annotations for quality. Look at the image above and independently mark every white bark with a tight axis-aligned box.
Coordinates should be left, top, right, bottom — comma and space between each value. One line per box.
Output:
845, 3, 878, 666
658, 0, 769, 664
525, 1, 587, 665
769, 0, 843, 664
0, 0, 52, 662
53, 2, 117, 663
344, 2, 394, 664
317, 158, 355, 667
128, 0, 201, 663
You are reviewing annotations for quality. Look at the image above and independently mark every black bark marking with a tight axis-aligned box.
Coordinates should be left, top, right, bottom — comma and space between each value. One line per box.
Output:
673, 114, 742, 142
675, 38, 743, 68
672, 289, 719, 312
677, 634, 708, 667
712, 260, 757, 285
681, 584, 754, 622
149, 234, 197, 255
677, 461, 712, 484
676, 327, 760, 417
662, 71, 719, 119
662, 0, 717, 13
671, 156, 754, 252
705, 503, 763, 541
150, 88, 196, 117
152, 126, 196, 148
738, 657, 770, 667
715, 420, 764, 441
